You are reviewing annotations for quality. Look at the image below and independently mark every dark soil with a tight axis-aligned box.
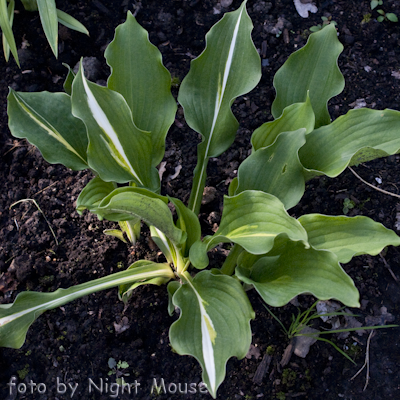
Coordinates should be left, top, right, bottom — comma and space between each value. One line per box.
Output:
1, 0, 400, 399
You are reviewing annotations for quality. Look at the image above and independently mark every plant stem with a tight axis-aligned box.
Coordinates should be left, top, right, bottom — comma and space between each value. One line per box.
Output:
220, 244, 243, 275
187, 156, 209, 215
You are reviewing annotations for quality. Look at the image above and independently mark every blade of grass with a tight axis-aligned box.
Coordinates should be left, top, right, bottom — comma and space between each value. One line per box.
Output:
56, 9, 89, 36
37, 0, 58, 57
10, 199, 59, 245
263, 304, 289, 336
0, 0, 19, 66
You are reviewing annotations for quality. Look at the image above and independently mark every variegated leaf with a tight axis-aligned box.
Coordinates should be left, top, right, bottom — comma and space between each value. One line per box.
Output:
7, 89, 88, 170
169, 271, 254, 398
0, 263, 175, 349
71, 62, 159, 189
178, 1, 261, 214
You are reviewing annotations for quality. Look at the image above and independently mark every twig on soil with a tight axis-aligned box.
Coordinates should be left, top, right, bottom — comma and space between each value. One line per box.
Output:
379, 252, 399, 283
253, 353, 272, 385
33, 181, 58, 197
350, 329, 375, 391
10, 198, 59, 245
348, 166, 400, 198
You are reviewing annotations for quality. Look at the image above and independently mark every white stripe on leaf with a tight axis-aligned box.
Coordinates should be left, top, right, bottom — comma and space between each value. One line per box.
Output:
191, 7, 245, 210
14, 94, 86, 164
0, 269, 165, 328
186, 279, 217, 394
80, 66, 143, 185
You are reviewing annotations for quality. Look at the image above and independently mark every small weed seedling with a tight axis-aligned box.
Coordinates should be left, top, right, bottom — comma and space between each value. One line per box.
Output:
264, 301, 397, 364
107, 358, 130, 386
309, 16, 337, 33
370, 0, 398, 22
343, 198, 355, 214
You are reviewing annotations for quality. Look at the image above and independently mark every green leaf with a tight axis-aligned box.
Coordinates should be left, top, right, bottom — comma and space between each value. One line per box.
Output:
272, 23, 344, 128
298, 214, 400, 263
236, 240, 360, 308
116, 220, 141, 245
77, 179, 142, 244
178, 1, 261, 214
370, 0, 379, 10
386, 13, 398, 22
56, 9, 89, 35
105, 12, 176, 167
0, 0, 19, 66
167, 281, 180, 316
206, 191, 308, 253
118, 260, 172, 303
1, 0, 15, 63
62, 63, 75, 95
190, 191, 308, 269
76, 176, 116, 214
71, 62, 159, 189
170, 271, 254, 398
103, 228, 129, 243
20, 0, 38, 11
7, 89, 88, 170
37, 0, 58, 57
95, 187, 186, 246
0, 263, 175, 349
169, 197, 201, 257
252, 96, 315, 150
299, 108, 400, 177
235, 129, 307, 209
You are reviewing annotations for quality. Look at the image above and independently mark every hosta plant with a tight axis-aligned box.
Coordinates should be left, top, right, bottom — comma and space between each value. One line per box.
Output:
0, 0, 89, 66
3, 1, 400, 397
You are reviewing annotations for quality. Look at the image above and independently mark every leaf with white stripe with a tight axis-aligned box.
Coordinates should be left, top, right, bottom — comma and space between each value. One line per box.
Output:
71, 62, 159, 189
178, 1, 261, 214
169, 271, 254, 398
0, 263, 175, 349
7, 89, 88, 170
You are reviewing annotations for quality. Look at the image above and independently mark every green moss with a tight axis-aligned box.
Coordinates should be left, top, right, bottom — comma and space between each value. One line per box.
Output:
275, 392, 286, 400
39, 275, 55, 285
282, 368, 297, 388
171, 76, 181, 88
266, 345, 275, 355
17, 364, 30, 380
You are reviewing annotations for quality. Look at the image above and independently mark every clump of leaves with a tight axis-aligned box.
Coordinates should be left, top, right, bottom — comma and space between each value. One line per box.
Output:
108, 358, 130, 386
3, 2, 400, 397
265, 301, 397, 364
0, 0, 89, 66
370, 0, 398, 22
343, 198, 355, 214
